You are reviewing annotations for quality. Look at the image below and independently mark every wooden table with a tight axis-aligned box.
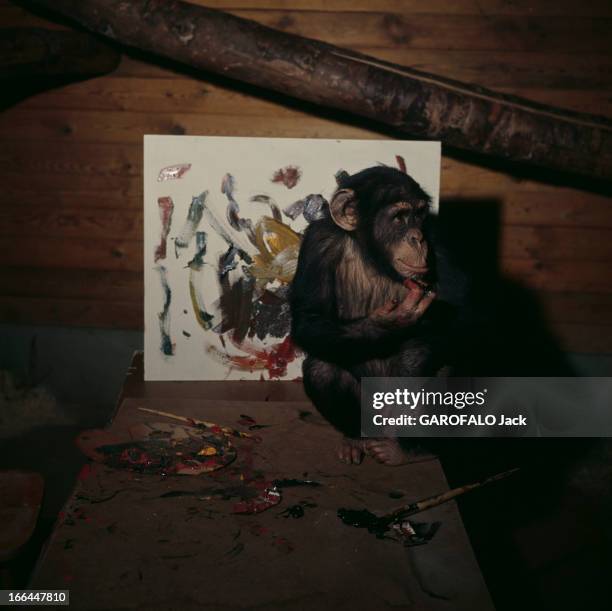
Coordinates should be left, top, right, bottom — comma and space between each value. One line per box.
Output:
32, 353, 493, 610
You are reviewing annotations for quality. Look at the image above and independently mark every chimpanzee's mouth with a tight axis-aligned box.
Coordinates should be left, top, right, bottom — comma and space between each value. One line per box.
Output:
395, 259, 429, 278
404, 275, 430, 290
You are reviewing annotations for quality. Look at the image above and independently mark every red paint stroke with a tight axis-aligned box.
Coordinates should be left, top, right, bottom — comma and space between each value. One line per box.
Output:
396, 155, 407, 173
155, 196, 174, 262
271, 165, 301, 189
157, 163, 191, 182
232, 485, 281, 514
228, 335, 299, 379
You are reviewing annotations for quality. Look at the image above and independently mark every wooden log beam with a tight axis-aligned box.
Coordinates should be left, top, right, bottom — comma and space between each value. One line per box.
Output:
28, 0, 612, 181
0, 27, 120, 79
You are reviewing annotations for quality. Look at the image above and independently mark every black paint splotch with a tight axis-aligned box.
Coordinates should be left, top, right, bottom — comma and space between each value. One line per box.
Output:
156, 265, 174, 356
217, 272, 255, 343
337, 508, 393, 538
250, 290, 291, 340
280, 500, 317, 519
281, 504, 305, 519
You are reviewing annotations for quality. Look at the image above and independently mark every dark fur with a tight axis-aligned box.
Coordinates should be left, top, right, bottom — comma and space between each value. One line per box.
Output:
290, 167, 455, 438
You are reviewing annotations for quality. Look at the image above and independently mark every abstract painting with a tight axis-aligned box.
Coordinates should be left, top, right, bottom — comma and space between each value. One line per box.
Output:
144, 136, 441, 381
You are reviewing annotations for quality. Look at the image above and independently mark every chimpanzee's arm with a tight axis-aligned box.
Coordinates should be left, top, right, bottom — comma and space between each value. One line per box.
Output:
290, 222, 404, 364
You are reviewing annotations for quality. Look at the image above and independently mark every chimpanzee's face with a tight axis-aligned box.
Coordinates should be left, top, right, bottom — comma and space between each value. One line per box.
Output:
373, 199, 430, 280
328, 167, 432, 281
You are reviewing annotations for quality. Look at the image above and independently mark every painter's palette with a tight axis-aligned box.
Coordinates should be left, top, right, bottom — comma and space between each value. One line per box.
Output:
144, 136, 441, 380
77, 422, 236, 476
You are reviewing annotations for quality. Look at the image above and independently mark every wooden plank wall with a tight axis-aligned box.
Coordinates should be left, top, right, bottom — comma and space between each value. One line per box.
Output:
1, 0, 611, 353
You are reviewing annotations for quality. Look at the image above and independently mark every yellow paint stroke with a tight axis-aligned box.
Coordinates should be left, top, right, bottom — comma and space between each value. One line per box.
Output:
251, 216, 302, 285
189, 270, 214, 331
198, 446, 218, 456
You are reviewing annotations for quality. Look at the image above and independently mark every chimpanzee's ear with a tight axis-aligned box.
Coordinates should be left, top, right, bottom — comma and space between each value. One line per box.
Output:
329, 188, 358, 231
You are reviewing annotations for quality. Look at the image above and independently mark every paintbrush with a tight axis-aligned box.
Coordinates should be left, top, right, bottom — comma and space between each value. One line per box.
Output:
137, 407, 255, 440
388, 467, 520, 522
338, 467, 520, 536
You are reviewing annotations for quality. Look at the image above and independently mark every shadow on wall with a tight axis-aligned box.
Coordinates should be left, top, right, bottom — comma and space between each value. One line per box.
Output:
432, 199, 612, 611
436, 197, 574, 377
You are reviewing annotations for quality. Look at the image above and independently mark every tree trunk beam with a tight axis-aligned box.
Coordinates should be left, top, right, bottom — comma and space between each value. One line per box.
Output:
29, 0, 612, 181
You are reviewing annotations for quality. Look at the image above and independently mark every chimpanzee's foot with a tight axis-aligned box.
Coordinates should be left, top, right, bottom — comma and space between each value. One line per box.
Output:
365, 438, 436, 466
337, 436, 367, 464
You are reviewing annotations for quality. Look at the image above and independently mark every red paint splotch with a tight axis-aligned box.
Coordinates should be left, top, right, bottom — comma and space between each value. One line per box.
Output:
228, 336, 299, 379
232, 485, 281, 514
396, 155, 407, 173
271, 165, 301, 189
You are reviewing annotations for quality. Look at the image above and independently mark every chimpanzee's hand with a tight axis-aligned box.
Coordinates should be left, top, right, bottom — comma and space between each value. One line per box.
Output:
371, 286, 436, 329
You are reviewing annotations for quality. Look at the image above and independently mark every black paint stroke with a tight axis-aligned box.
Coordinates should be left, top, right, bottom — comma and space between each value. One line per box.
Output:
156, 265, 174, 356
175, 191, 207, 257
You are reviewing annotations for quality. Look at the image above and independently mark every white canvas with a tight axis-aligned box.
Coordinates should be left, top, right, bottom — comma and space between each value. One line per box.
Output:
144, 136, 441, 381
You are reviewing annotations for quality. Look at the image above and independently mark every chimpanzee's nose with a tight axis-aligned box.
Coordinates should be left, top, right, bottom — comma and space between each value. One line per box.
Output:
406, 228, 424, 246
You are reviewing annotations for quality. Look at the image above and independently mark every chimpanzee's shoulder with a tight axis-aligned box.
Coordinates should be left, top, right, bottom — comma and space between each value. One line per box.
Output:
301, 218, 346, 253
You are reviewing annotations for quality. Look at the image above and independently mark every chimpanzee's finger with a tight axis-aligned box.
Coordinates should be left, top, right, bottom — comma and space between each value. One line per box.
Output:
337, 445, 349, 463
373, 299, 400, 320
414, 291, 436, 317
384, 299, 400, 313
397, 286, 424, 311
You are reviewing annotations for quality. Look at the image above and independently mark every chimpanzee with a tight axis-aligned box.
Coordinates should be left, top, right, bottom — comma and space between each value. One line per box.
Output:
290, 166, 462, 466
